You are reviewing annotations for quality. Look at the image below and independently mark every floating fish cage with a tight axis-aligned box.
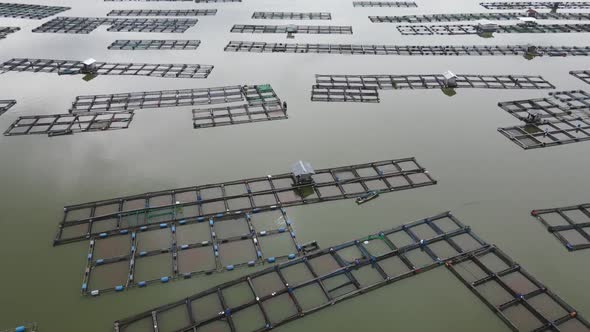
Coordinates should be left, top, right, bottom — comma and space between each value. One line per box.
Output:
252, 12, 331, 20
0, 2, 70, 19
370, 12, 590, 23
193, 101, 288, 129
107, 9, 217, 17
3, 112, 134, 137
108, 39, 201, 50
397, 23, 590, 35
54, 158, 436, 245
231, 24, 353, 34
497, 90, 590, 149
480, 1, 590, 10
224, 41, 590, 57
0, 100, 16, 116
311, 86, 380, 103
0, 26, 19, 40
81, 209, 318, 296
353, 1, 417, 7
0, 58, 214, 79
570, 70, 590, 85
531, 203, 590, 251
33, 17, 199, 34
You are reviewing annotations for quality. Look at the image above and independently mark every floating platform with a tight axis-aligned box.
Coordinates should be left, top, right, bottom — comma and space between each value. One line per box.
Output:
81, 209, 317, 295
398, 23, 590, 35
480, 1, 590, 9
1, 58, 214, 79
0, 2, 70, 19
311, 86, 381, 103
107, 9, 217, 17
193, 101, 288, 129
4, 112, 134, 137
353, 1, 417, 7
0, 26, 19, 40
224, 41, 590, 57
108, 39, 201, 50
497, 90, 590, 149
55, 158, 437, 245
33, 17, 198, 34
570, 70, 590, 85
0, 100, 16, 116
531, 203, 590, 251
231, 24, 352, 34
371, 12, 590, 23
252, 12, 331, 20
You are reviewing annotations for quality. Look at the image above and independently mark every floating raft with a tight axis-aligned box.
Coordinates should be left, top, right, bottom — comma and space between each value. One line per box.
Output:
570, 70, 590, 85
0, 26, 19, 40
1, 58, 214, 79
353, 1, 417, 7
371, 12, 590, 23
193, 101, 287, 129
0, 2, 70, 19
252, 12, 331, 20
81, 209, 317, 296
0, 100, 16, 116
4, 112, 134, 137
497, 90, 590, 149
69, 85, 276, 112
114, 212, 590, 332
107, 9, 217, 17
108, 39, 201, 50
33, 17, 198, 34
480, 1, 590, 9
55, 158, 436, 245
398, 23, 590, 35
231, 24, 352, 34
531, 203, 590, 251
224, 41, 590, 57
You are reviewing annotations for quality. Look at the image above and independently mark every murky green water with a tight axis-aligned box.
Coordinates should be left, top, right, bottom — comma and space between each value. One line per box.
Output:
0, 0, 589, 331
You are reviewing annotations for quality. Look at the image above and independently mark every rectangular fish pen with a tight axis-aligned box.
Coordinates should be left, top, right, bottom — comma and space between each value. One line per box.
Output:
33, 17, 199, 34
0, 26, 19, 40
192, 101, 287, 129
0, 2, 70, 19
108, 39, 201, 50
397, 23, 590, 35
1, 58, 214, 79
353, 1, 417, 7
3, 112, 134, 137
0, 100, 16, 116
230, 24, 353, 34
531, 203, 590, 251
82, 209, 317, 296
224, 41, 590, 57
370, 12, 590, 23
54, 157, 437, 245
107, 9, 217, 16
252, 12, 331, 20
480, 1, 590, 9
570, 70, 590, 85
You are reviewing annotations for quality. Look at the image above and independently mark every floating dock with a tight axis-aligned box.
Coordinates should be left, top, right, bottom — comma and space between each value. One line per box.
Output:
252, 12, 331, 20
3, 112, 134, 137
371, 12, 590, 23
107, 9, 217, 17
224, 41, 590, 57
0, 100, 16, 116
54, 157, 437, 245
0, 26, 19, 40
1, 58, 214, 79
108, 39, 201, 50
397, 23, 590, 35
0, 2, 70, 19
33, 17, 199, 34
114, 212, 590, 332
353, 1, 417, 7
497, 90, 590, 149
81, 209, 318, 295
531, 203, 590, 251
231, 24, 352, 34
570, 70, 590, 85
193, 101, 288, 129
480, 1, 590, 9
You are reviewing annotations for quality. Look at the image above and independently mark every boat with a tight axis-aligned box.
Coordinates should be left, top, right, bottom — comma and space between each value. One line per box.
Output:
356, 191, 380, 205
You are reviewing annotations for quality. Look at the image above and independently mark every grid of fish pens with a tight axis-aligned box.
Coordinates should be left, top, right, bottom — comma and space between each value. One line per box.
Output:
82, 209, 316, 295
108, 39, 201, 50
570, 70, 590, 85
353, 1, 417, 7
531, 203, 590, 251
192, 101, 288, 129
252, 12, 331, 20
479, 1, 590, 9
370, 12, 590, 23
32, 17, 199, 34
497, 90, 590, 149
0, 100, 16, 116
224, 41, 590, 56
0, 2, 70, 19
54, 158, 437, 245
1, 58, 214, 79
231, 24, 353, 34
446, 246, 590, 331
397, 23, 590, 35
113, 212, 490, 332
107, 9, 217, 17
0, 26, 19, 40
3, 112, 134, 137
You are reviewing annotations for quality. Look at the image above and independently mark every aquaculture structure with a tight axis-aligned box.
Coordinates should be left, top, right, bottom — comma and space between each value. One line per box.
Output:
252, 12, 331, 20
0, 26, 19, 40
192, 101, 288, 129
531, 203, 590, 251
371, 12, 590, 23
397, 23, 590, 35
353, 1, 417, 7
480, 1, 590, 10
0, 99, 15, 116
231, 24, 353, 34
570, 70, 590, 85
108, 39, 201, 50
0, 2, 70, 19
33, 17, 199, 34
107, 9, 217, 16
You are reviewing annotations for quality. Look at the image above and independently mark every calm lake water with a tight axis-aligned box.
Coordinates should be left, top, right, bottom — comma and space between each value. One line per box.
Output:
0, 0, 589, 331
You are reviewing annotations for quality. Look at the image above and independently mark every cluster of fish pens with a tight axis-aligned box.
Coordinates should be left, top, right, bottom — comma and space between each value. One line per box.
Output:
531, 203, 590, 251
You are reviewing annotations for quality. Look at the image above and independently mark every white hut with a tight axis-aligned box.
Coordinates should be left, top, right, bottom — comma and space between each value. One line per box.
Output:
442, 70, 458, 88
292, 160, 315, 184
